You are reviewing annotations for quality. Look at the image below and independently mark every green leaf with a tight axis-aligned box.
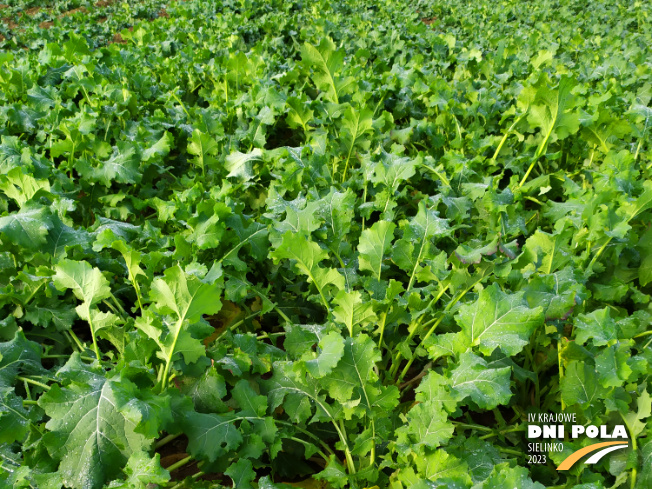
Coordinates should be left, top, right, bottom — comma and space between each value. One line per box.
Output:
339, 106, 373, 175
110, 451, 170, 489
454, 236, 498, 264
315, 455, 348, 489
481, 464, 545, 489
0, 205, 51, 249
146, 265, 223, 366
182, 410, 244, 462
325, 334, 399, 418
77, 142, 141, 186
150, 264, 222, 326
270, 232, 344, 307
53, 259, 111, 322
182, 380, 275, 463
266, 361, 335, 425
0, 386, 33, 444
39, 364, 148, 489
523, 228, 573, 274
595, 343, 633, 388
369, 152, 419, 194
301, 38, 354, 104
332, 290, 377, 336
187, 129, 218, 173
392, 201, 450, 290
142, 131, 174, 162
0, 167, 50, 207
0, 331, 45, 388
358, 220, 396, 280
415, 449, 471, 484
397, 400, 454, 450
414, 371, 459, 413
574, 308, 619, 346
640, 440, 652, 488
302, 330, 345, 379
225, 148, 263, 181
525, 75, 580, 150
561, 361, 607, 408
456, 283, 544, 357
225, 459, 255, 489
449, 352, 512, 409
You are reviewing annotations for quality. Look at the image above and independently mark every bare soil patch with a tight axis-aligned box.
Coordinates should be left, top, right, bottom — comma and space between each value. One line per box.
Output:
111, 32, 127, 44
59, 7, 88, 18
39, 21, 53, 29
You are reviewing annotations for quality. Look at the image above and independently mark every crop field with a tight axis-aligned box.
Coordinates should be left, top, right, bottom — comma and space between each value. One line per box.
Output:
1, 0, 651, 487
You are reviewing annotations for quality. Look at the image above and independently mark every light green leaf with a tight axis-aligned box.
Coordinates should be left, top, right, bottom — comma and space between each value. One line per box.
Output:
358, 220, 396, 280
187, 129, 218, 172
270, 232, 344, 306
225, 148, 263, 181
39, 368, 148, 489
332, 290, 377, 336
301, 38, 354, 104
561, 361, 607, 408
450, 352, 512, 409
456, 283, 544, 357
53, 259, 111, 314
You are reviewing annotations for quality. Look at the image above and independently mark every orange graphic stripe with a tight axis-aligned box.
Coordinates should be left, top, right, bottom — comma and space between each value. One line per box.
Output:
557, 441, 629, 471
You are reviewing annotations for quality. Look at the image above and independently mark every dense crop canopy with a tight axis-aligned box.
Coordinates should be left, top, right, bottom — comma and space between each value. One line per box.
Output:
0, 0, 651, 487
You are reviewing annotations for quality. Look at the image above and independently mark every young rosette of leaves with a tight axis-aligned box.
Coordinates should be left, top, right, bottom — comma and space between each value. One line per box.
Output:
265, 331, 398, 484
52, 259, 113, 360
270, 232, 345, 312
136, 264, 223, 389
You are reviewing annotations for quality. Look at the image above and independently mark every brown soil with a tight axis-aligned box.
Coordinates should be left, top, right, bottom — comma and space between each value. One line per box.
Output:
39, 21, 53, 29
95, 0, 115, 7
98, 16, 107, 23
158, 8, 169, 18
25, 7, 41, 15
6, 20, 18, 29
421, 17, 437, 25
111, 32, 127, 44
0, 34, 4, 41
0, 4, 8, 10
59, 7, 87, 18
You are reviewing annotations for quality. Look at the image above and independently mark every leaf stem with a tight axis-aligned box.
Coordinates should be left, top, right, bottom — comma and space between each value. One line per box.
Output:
275, 420, 336, 456
452, 421, 494, 433
165, 455, 193, 473
377, 311, 387, 350
159, 318, 184, 391
87, 313, 101, 361
16, 376, 50, 391
155, 433, 182, 450
170, 88, 190, 118
496, 446, 524, 457
617, 412, 638, 489
491, 114, 525, 162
